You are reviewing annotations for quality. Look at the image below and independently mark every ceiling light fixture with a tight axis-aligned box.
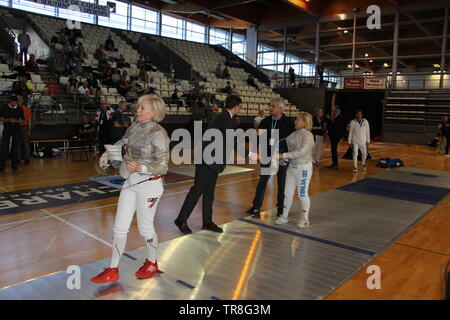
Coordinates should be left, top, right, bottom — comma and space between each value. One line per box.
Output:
364, 53, 369, 57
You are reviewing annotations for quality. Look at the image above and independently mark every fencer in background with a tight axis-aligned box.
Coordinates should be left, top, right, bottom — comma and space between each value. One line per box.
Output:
91, 94, 170, 284
348, 110, 370, 173
275, 112, 314, 228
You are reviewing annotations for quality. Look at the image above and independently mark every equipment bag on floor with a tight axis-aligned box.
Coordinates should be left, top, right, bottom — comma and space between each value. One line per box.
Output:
377, 157, 404, 168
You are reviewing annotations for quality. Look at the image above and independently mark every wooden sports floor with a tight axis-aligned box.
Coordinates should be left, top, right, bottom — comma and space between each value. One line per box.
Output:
0, 141, 449, 300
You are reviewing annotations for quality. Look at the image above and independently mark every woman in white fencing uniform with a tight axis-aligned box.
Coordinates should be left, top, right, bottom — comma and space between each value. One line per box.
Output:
275, 112, 315, 228
348, 110, 370, 173
91, 94, 170, 284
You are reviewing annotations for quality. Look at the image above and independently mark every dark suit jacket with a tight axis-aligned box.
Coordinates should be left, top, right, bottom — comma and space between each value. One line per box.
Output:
202, 110, 248, 173
257, 114, 295, 166
326, 113, 346, 141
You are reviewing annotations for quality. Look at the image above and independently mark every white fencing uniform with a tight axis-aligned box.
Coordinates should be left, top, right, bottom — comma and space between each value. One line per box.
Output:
109, 120, 170, 268
348, 118, 370, 169
281, 128, 314, 222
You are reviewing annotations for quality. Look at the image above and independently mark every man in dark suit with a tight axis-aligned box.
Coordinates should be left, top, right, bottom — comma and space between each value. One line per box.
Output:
174, 95, 249, 234
326, 105, 346, 169
246, 97, 296, 218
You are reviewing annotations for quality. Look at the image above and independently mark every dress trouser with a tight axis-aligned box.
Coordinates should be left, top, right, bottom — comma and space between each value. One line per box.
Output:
252, 164, 288, 209
0, 128, 20, 169
313, 135, 324, 162
98, 129, 109, 155
177, 164, 219, 225
330, 138, 340, 167
282, 162, 313, 220
352, 142, 367, 168
19, 126, 30, 161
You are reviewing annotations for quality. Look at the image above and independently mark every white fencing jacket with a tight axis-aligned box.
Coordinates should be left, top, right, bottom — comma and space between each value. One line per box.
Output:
348, 118, 371, 145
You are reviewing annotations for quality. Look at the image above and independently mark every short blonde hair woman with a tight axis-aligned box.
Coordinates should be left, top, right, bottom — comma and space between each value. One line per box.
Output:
91, 94, 170, 284
275, 111, 315, 228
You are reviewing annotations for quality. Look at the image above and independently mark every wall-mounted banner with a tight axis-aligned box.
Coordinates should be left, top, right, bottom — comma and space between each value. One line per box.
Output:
35, 0, 111, 17
344, 78, 364, 89
364, 78, 386, 89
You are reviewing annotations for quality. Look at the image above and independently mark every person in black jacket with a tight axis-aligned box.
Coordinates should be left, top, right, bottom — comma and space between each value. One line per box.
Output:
0, 96, 24, 171
246, 97, 296, 218
174, 95, 249, 234
326, 105, 345, 169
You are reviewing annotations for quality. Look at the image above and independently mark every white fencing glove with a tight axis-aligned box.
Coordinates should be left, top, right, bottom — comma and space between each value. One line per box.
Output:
99, 152, 109, 168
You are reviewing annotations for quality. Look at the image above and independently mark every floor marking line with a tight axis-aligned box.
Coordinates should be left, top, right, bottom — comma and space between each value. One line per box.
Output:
395, 243, 450, 257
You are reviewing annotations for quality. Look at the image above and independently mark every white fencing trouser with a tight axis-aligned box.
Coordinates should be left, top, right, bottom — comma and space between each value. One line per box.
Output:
110, 176, 164, 268
282, 162, 313, 221
352, 142, 367, 168
312, 135, 324, 162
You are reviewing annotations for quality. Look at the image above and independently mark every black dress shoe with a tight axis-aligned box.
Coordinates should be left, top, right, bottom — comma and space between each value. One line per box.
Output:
251, 211, 261, 219
202, 222, 223, 233
174, 219, 192, 234
246, 207, 255, 215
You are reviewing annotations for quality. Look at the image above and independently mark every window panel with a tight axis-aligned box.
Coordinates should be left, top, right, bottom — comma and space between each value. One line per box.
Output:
98, 0, 128, 30
161, 14, 183, 39
186, 21, 205, 43
12, 0, 56, 17
131, 5, 157, 35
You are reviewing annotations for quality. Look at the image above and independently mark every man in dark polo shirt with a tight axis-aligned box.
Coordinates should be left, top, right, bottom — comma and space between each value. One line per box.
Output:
0, 96, 24, 171
110, 101, 128, 144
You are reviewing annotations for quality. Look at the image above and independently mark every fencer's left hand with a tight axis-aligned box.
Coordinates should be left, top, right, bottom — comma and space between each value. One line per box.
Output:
274, 153, 283, 159
126, 160, 142, 172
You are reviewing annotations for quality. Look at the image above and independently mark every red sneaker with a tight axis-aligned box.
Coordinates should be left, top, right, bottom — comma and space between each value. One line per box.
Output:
135, 260, 159, 279
91, 268, 119, 284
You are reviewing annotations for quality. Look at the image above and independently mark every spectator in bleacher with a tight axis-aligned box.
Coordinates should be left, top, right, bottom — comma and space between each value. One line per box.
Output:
117, 54, 130, 69
95, 98, 114, 154
223, 81, 232, 94
44, 77, 62, 111
247, 75, 260, 91
58, 32, 67, 46
253, 109, 265, 129
12, 75, 31, 105
110, 101, 129, 143
77, 42, 87, 59
25, 54, 39, 73
0, 95, 24, 172
95, 45, 105, 60
215, 64, 223, 78
108, 57, 118, 69
117, 77, 131, 96
68, 72, 79, 94
18, 29, 31, 65
87, 72, 100, 94
105, 35, 115, 51
137, 55, 146, 70
53, 57, 66, 77
222, 67, 230, 79
78, 80, 94, 108
147, 77, 157, 91
67, 29, 77, 46
17, 95, 31, 165
231, 85, 239, 95
111, 69, 121, 85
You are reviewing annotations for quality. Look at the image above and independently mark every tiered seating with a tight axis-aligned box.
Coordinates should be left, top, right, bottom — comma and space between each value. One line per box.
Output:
27, 14, 176, 108
122, 31, 298, 117
162, 38, 298, 116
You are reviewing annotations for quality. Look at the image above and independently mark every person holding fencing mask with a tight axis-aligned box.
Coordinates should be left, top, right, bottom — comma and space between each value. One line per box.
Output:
91, 94, 170, 284
274, 112, 315, 228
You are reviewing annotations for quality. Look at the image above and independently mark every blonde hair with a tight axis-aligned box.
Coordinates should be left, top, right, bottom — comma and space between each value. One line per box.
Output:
297, 111, 312, 131
137, 94, 166, 123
